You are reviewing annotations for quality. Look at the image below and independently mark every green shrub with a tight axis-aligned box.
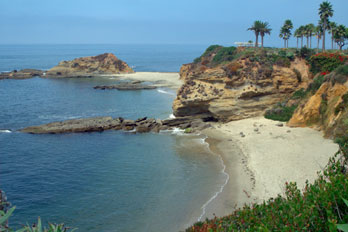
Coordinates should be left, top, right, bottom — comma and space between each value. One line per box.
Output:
184, 128, 192, 133
335, 92, 348, 115
307, 74, 325, 93
265, 104, 298, 122
0, 207, 76, 232
193, 45, 223, 63
309, 53, 348, 74
212, 46, 237, 64
336, 64, 348, 76
297, 47, 316, 60
291, 88, 307, 99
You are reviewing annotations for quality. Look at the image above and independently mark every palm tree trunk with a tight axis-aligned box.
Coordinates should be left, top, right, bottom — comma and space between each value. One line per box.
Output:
331, 36, 334, 50
261, 36, 264, 48
307, 37, 309, 47
301, 37, 303, 48
255, 33, 259, 47
310, 36, 312, 48
317, 37, 320, 50
284, 39, 286, 48
322, 24, 326, 51
287, 39, 289, 48
297, 38, 299, 49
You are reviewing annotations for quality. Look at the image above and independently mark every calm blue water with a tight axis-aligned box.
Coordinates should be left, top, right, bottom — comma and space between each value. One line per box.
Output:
0, 45, 225, 232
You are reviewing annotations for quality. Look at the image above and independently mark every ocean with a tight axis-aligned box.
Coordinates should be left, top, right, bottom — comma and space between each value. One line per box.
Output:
0, 44, 227, 231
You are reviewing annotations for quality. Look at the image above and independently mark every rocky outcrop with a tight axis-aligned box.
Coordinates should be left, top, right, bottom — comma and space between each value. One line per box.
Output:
288, 70, 348, 138
0, 69, 43, 80
94, 82, 156, 90
173, 56, 310, 122
20, 115, 213, 134
45, 53, 134, 78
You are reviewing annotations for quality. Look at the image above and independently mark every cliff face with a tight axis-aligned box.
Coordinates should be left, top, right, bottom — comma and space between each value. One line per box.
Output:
173, 48, 310, 121
46, 53, 134, 78
288, 69, 348, 138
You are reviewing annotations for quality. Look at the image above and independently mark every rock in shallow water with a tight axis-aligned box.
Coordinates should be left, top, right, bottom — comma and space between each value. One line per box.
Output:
20, 115, 213, 134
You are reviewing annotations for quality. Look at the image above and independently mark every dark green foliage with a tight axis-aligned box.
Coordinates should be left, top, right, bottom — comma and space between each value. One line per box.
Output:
335, 64, 348, 76
193, 45, 223, 63
291, 88, 307, 99
296, 47, 316, 60
187, 152, 348, 232
307, 74, 325, 93
212, 47, 237, 64
264, 104, 298, 122
330, 64, 348, 84
335, 92, 348, 115
0, 207, 76, 232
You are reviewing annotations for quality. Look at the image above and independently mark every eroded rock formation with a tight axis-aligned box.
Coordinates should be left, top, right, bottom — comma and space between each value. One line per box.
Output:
173, 52, 310, 122
0, 69, 43, 79
20, 115, 213, 134
45, 53, 134, 78
288, 69, 348, 138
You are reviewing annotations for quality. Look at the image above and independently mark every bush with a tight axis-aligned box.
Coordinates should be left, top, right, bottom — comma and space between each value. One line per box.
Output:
212, 47, 237, 64
0, 207, 76, 232
336, 64, 348, 76
307, 74, 325, 93
194, 45, 223, 63
309, 53, 348, 74
264, 104, 298, 122
335, 92, 348, 115
291, 88, 307, 99
297, 47, 316, 60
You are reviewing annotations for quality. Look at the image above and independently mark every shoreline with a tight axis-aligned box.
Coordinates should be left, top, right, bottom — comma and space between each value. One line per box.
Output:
194, 116, 339, 221
107, 72, 182, 89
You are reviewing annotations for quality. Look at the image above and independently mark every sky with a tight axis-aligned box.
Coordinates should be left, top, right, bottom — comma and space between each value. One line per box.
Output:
0, 0, 347, 47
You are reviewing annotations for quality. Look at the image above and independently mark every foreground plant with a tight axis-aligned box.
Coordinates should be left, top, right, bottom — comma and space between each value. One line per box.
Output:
0, 207, 76, 232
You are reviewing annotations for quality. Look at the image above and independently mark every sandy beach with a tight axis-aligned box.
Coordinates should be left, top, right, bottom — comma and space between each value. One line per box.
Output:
200, 117, 339, 219
111, 72, 182, 89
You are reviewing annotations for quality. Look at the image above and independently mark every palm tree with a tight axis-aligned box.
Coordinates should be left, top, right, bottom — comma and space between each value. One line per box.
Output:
329, 22, 337, 49
319, 1, 334, 51
248, 21, 262, 47
315, 24, 323, 51
304, 25, 311, 47
307, 24, 316, 48
280, 20, 293, 48
259, 22, 272, 48
294, 29, 300, 49
279, 28, 288, 48
333, 24, 347, 50
298, 26, 305, 48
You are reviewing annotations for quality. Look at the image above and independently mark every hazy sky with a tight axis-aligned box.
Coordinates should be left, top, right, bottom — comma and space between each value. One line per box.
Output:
0, 0, 347, 47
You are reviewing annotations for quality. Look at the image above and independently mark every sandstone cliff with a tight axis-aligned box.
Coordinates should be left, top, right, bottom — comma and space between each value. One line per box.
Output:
173, 47, 310, 121
45, 53, 134, 78
288, 65, 348, 138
